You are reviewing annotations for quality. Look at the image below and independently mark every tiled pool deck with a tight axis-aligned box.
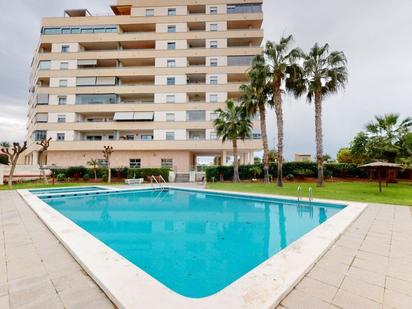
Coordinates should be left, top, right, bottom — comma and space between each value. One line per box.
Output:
0, 189, 411, 308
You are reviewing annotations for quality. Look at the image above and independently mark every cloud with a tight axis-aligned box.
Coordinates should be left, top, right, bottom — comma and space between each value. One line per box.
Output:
0, 0, 410, 159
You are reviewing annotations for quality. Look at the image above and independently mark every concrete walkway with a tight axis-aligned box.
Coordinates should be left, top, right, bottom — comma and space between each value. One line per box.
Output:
1, 190, 411, 308
278, 204, 412, 309
0, 191, 114, 309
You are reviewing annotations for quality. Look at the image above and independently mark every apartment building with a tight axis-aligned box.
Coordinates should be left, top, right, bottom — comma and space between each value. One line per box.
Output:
26, 0, 264, 172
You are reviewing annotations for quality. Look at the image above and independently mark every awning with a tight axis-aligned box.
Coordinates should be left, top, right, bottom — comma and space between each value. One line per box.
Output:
114, 112, 154, 121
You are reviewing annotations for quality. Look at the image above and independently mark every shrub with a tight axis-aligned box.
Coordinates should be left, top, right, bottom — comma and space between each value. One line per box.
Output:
101, 171, 108, 182
127, 168, 170, 181
285, 174, 295, 181
82, 173, 90, 181
0, 154, 8, 165
56, 173, 66, 182
66, 166, 88, 179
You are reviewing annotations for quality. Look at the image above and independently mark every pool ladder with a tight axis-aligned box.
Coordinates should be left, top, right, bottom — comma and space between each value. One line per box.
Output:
151, 175, 167, 189
297, 186, 313, 204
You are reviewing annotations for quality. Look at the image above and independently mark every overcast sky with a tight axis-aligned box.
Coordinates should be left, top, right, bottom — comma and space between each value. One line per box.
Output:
0, 0, 410, 159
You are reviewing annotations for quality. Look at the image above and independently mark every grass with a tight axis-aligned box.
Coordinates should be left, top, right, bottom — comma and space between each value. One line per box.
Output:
207, 181, 412, 206
0, 182, 123, 191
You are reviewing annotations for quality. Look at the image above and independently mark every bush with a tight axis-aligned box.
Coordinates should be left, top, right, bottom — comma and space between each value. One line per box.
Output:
285, 174, 295, 181
82, 173, 90, 181
0, 154, 8, 165
56, 173, 66, 182
66, 166, 88, 179
205, 162, 368, 181
127, 168, 170, 181
101, 171, 108, 182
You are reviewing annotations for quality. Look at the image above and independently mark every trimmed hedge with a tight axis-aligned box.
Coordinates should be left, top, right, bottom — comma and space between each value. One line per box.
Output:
52, 166, 170, 181
205, 162, 368, 181
127, 168, 170, 180
0, 155, 8, 165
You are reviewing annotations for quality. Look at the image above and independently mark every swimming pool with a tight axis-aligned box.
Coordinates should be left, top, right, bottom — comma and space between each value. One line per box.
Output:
29, 186, 109, 196
39, 188, 345, 298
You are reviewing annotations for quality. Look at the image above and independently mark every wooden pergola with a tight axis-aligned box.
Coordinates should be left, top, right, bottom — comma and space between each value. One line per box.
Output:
360, 162, 402, 192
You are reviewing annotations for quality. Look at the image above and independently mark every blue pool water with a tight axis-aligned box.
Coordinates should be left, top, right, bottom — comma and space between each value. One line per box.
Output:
30, 186, 108, 195
39, 188, 345, 298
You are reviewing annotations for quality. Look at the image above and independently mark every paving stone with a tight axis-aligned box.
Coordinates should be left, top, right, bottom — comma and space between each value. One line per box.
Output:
332, 289, 382, 309
340, 276, 384, 303
385, 276, 412, 297
346, 266, 386, 287
0, 295, 9, 309
307, 267, 345, 288
295, 277, 338, 303
383, 289, 412, 309
280, 289, 330, 309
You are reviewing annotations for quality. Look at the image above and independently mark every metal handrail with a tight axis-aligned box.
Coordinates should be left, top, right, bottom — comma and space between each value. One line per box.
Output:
297, 185, 302, 202
308, 187, 313, 203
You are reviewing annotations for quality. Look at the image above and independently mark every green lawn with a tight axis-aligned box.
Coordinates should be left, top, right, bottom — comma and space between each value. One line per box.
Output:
207, 181, 412, 206
0, 182, 122, 191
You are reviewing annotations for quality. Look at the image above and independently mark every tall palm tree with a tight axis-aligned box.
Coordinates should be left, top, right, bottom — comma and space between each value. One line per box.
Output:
293, 43, 348, 186
240, 55, 272, 183
214, 100, 253, 182
265, 35, 302, 187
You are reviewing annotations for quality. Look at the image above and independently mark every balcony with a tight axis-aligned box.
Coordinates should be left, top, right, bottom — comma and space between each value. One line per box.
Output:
120, 23, 155, 33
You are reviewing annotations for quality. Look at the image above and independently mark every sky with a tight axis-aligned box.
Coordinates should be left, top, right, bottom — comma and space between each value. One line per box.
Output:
0, 0, 410, 159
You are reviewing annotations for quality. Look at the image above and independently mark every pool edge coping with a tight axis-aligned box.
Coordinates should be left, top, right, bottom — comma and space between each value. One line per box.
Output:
17, 186, 367, 309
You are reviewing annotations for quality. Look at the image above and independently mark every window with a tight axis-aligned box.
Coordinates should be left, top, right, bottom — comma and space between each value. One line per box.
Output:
38, 61, 51, 70
126, 135, 134, 140
227, 3, 262, 14
33, 131, 47, 141
161, 159, 173, 169
86, 136, 103, 141
209, 76, 218, 85
210, 132, 218, 140
58, 96, 67, 105
141, 135, 153, 141
210, 41, 218, 48
76, 94, 117, 105
167, 42, 176, 50
187, 110, 206, 121
165, 132, 175, 140
97, 159, 108, 166
61, 45, 70, 53
145, 9, 154, 16
129, 159, 141, 168
166, 95, 175, 103
210, 112, 218, 120
210, 58, 218, 66
166, 113, 175, 122
210, 7, 218, 14
210, 24, 218, 32
57, 115, 66, 123
36, 94, 49, 105
167, 25, 176, 33
60, 62, 69, 70
209, 94, 218, 103
167, 77, 176, 85
57, 133, 65, 141
59, 80, 68, 87
168, 8, 176, 16
167, 59, 176, 68
227, 55, 254, 66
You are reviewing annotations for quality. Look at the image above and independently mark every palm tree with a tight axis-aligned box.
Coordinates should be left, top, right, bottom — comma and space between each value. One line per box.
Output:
265, 35, 302, 187
87, 159, 99, 181
214, 100, 253, 182
293, 43, 348, 186
240, 55, 272, 183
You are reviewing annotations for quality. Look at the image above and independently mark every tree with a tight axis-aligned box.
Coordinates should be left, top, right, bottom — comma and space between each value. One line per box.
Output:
87, 159, 99, 181
0, 142, 27, 189
294, 43, 348, 186
240, 55, 272, 183
102, 146, 114, 183
214, 100, 252, 182
268, 149, 278, 163
265, 35, 302, 187
350, 132, 369, 164
337, 148, 354, 163
36, 137, 52, 183
0, 142, 10, 148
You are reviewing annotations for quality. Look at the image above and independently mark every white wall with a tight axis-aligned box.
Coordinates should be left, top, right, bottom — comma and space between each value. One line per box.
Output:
206, 92, 227, 103
154, 111, 186, 121
47, 131, 75, 141
206, 74, 227, 84
155, 93, 187, 103
156, 23, 187, 33
132, 6, 187, 17
50, 60, 77, 70
51, 43, 79, 53
155, 57, 187, 67
206, 39, 227, 48
156, 40, 187, 50
154, 129, 186, 140
49, 94, 76, 105
206, 4, 226, 14
50, 77, 76, 88
206, 21, 227, 32
206, 56, 227, 66
48, 113, 76, 123
155, 75, 186, 85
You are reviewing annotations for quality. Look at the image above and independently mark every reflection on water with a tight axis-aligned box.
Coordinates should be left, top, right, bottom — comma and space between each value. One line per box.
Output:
42, 189, 344, 298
